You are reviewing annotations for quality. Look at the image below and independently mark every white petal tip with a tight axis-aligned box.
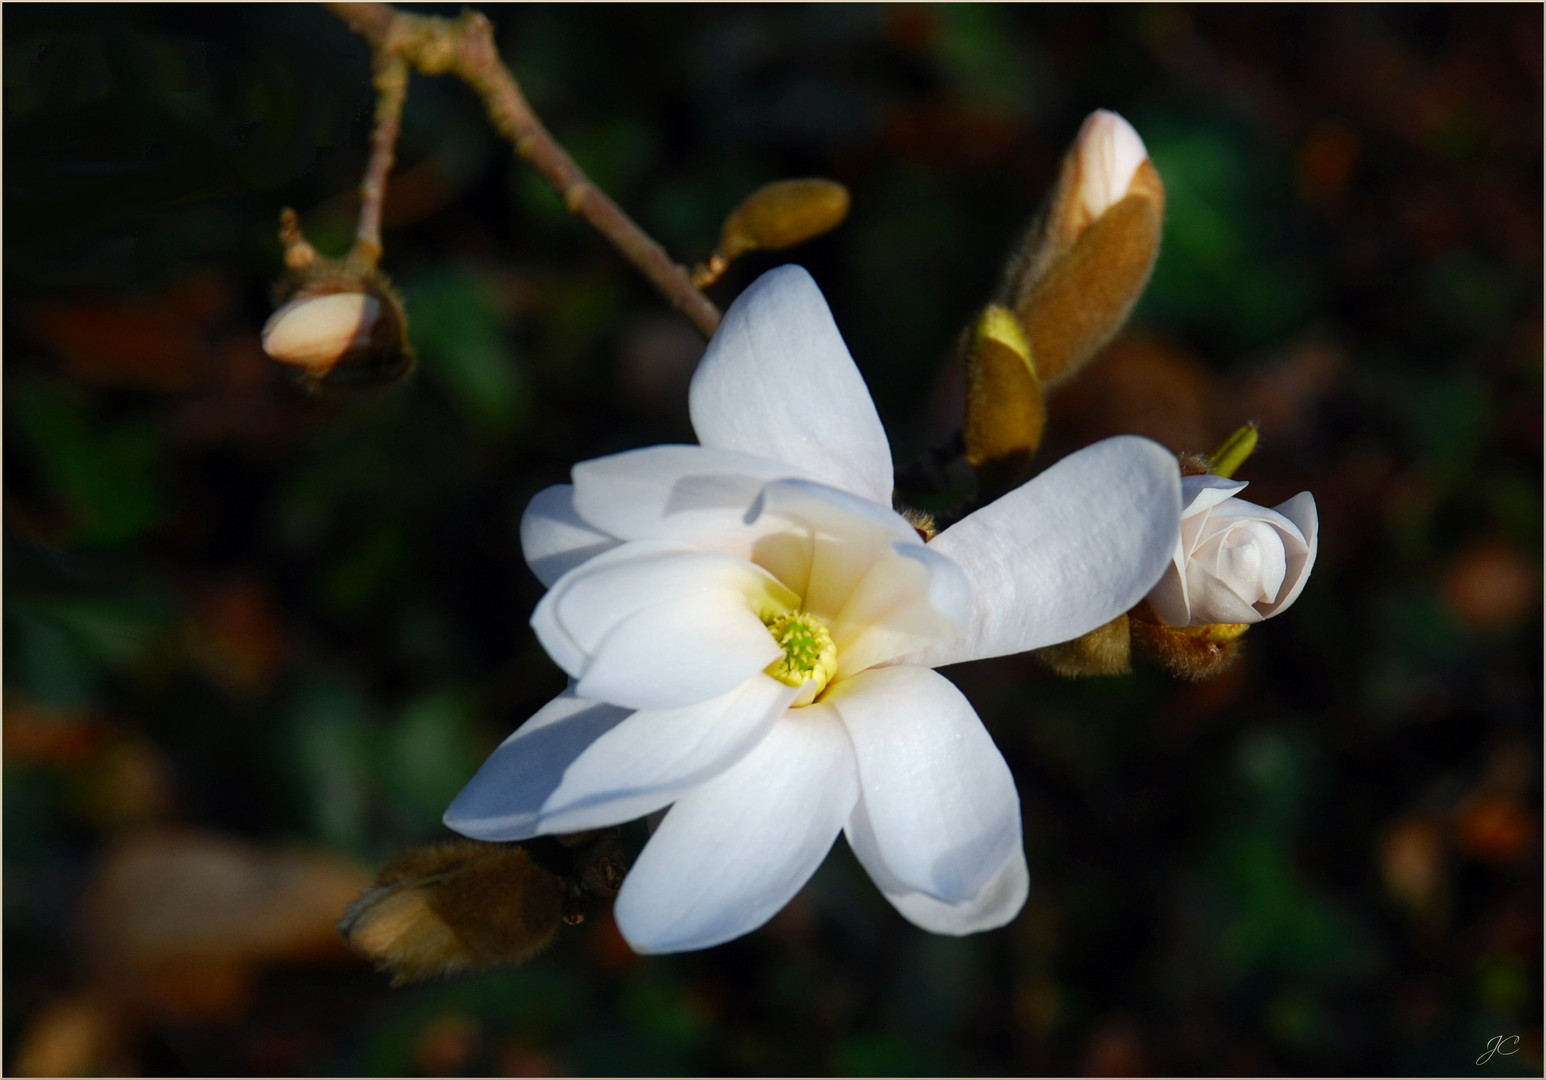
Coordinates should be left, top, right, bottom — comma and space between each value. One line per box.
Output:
261, 292, 381, 369
1078, 109, 1149, 219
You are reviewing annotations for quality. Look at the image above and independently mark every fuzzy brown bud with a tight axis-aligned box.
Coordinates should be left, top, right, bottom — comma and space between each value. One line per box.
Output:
339, 841, 564, 986
1000, 110, 1165, 387
1033, 613, 1133, 677
1128, 614, 1247, 681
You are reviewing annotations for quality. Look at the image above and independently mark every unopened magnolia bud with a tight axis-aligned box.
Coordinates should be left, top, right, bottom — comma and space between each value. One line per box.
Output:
339, 841, 564, 986
266, 208, 414, 393
263, 293, 382, 371
719, 179, 851, 259
962, 304, 1045, 499
999, 109, 1165, 387
1145, 475, 1318, 627
1033, 613, 1132, 677
262, 278, 412, 392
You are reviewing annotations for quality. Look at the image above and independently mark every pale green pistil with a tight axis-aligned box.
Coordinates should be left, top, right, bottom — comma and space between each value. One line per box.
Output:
763, 611, 837, 701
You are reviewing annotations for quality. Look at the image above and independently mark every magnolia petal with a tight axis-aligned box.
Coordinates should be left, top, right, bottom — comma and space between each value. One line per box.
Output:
833, 541, 972, 677
571, 444, 813, 555
551, 549, 794, 656
1144, 563, 1192, 627
1180, 474, 1249, 517
443, 690, 631, 841
1147, 476, 1254, 625
900, 436, 1181, 667
689, 266, 895, 504
1201, 519, 1288, 603
535, 674, 800, 834
520, 484, 620, 588
1261, 492, 1318, 617
613, 703, 858, 953
1078, 109, 1149, 220
1184, 563, 1263, 624
746, 478, 921, 614
849, 829, 1029, 936
531, 540, 698, 677
577, 592, 783, 710
827, 666, 1019, 901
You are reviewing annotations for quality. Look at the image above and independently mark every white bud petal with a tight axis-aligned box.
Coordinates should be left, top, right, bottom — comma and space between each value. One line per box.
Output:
262, 293, 381, 370
1076, 109, 1149, 220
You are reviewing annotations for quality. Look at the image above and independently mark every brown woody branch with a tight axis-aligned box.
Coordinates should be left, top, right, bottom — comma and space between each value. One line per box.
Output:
325, 2, 723, 338
351, 53, 408, 266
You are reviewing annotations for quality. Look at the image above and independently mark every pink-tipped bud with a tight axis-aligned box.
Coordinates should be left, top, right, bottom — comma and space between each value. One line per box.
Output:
262, 292, 382, 371
1076, 109, 1150, 221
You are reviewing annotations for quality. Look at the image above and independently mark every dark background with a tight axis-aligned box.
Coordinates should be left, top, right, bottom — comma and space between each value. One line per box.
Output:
5, 4, 1541, 1076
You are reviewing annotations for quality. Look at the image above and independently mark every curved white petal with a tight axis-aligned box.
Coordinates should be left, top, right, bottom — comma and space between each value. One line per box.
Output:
613, 703, 858, 953
1183, 564, 1264, 624
1180, 474, 1250, 517
689, 266, 895, 504
531, 540, 698, 677
535, 674, 800, 834
833, 541, 972, 677
571, 444, 814, 556
745, 478, 919, 613
1148, 475, 1251, 625
1200, 519, 1287, 603
551, 549, 795, 656
1261, 491, 1318, 617
849, 830, 1029, 935
901, 436, 1182, 667
827, 666, 1019, 901
577, 592, 782, 709
1078, 109, 1149, 219
1144, 563, 1192, 626
443, 690, 632, 841
520, 484, 620, 588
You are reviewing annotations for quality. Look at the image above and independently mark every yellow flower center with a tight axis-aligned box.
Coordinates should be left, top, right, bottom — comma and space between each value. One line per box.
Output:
762, 610, 837, 703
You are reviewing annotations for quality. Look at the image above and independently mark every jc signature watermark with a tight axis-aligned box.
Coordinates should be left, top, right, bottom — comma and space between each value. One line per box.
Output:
1477, 1034, 1521, 1066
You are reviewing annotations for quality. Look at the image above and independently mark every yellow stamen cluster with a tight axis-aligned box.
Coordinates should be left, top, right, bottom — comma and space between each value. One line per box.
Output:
763, 611, 837, 701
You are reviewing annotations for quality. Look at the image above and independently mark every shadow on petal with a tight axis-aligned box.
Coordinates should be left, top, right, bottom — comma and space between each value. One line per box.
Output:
444, 694, 632, 841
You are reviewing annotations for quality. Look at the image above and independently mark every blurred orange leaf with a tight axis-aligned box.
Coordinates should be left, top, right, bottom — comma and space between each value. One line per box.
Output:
11, 993, 136, 1079
1453, 795, 1535, 865
1440, 538, 1540, 632
80, 831, 371, 1022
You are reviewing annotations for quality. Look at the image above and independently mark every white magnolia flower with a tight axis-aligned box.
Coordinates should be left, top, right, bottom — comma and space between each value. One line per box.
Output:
445, 266, 1181, 953
1145, 474, 1319, 627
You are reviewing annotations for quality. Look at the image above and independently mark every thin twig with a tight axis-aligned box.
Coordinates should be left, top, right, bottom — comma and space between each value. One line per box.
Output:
325, 2, 723, 338
352, 53, 408, 266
